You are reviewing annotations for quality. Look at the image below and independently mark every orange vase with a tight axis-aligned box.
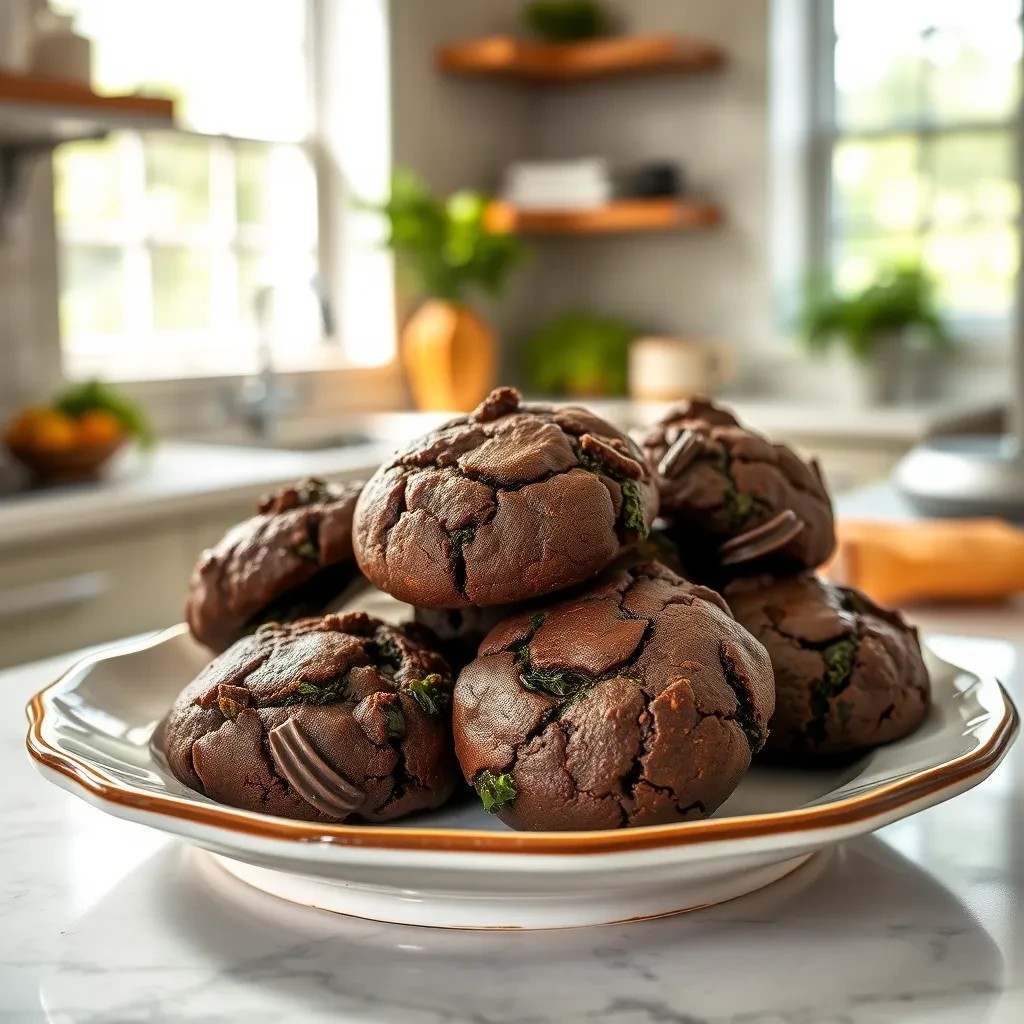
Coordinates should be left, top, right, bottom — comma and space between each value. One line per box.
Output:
401, 299, 497, 412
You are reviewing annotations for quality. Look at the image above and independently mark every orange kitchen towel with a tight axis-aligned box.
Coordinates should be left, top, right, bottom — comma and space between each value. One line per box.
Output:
824, 518, 1024, 606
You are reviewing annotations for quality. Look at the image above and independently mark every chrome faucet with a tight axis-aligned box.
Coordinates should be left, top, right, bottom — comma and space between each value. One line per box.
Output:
233, 275, 335, 439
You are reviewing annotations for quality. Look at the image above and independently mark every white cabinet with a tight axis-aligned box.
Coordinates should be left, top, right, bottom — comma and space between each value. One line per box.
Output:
0, 499, 253, 668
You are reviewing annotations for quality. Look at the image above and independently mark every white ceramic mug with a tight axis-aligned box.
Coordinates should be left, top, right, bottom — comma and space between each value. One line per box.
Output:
629, 336, 736, 401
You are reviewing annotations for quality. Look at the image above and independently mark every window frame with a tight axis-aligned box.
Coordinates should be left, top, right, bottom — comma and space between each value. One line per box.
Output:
49, 0, 398, 403
56, 128, 326, 381
809, 0, 1024, 342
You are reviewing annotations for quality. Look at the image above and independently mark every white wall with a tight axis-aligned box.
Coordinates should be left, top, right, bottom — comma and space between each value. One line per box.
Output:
386, 0, 544, 377
0, 159, 62, 419
532, 0, 772, 367
387, 0, 775, 386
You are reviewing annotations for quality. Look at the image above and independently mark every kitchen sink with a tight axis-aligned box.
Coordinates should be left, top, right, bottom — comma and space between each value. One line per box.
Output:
193, 412, 452, 453
272, 430, 377, 451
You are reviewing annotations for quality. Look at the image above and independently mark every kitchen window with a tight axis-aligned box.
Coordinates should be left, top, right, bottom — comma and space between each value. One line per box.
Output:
815, 0, 1023, 333
52, 0, 394, 382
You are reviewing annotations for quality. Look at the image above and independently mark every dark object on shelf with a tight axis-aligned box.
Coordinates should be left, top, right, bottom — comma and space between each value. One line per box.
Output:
522, 0, 608, 42
631, 162, 682, 198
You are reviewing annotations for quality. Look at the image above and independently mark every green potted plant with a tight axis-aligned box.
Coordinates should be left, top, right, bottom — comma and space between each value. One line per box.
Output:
522, 1, 609, 42
799, 263, 951, 405
367, 168, 528, 411
523, 311, 634, 397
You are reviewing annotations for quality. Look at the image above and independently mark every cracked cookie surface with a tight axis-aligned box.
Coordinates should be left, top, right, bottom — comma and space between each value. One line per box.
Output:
186, 478, 364, 653
642, 398, 835, 571
452, 561, 774, 831
165, 612, 458, 822
413, 528, 690, 673
353, 387, 659, 608
725, 574, 930, 758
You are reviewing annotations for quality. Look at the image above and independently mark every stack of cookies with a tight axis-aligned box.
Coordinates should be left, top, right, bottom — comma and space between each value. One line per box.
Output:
165, 387, 930, 831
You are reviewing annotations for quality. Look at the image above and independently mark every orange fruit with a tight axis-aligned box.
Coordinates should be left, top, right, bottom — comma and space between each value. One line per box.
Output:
76, 409, 123, 445
3, 406, 50, 448
28, 410, 78, 451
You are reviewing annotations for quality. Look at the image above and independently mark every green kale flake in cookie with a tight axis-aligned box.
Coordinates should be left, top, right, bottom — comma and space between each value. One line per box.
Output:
406, 674, 451, 716
288, 539, 319, 562
620, 480, 650, 538
822, 635, 858, 693
382, 699, 406, 739
475, 770, 517, 814
273, 678, 348, 707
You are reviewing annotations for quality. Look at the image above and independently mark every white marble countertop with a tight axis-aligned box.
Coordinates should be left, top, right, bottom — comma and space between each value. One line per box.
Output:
0, 440, 392, 551
2, 602, 1023, 1023
0, 393, 1004, 552
587, 396, 1005, 443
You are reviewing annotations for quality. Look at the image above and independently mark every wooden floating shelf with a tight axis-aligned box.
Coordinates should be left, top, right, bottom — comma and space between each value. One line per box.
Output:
485, 198, 723, 236
0, 71, 174, 144
437, 33, 725, 83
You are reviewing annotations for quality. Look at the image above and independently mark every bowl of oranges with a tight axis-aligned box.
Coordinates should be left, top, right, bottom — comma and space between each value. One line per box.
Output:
3, 381, 153, 485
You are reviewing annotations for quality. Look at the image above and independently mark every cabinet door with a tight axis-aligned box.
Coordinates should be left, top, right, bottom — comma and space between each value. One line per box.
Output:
0, 527, 189, 668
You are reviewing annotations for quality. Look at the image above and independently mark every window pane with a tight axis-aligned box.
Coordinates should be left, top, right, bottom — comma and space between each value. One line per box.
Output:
834, 229, 1017, 321
236, 251, 324, 362
54, 0, 309, 140
236, 251, 263, 329
144, 136, 212, 233
236, 144, 318, 247
51, 2, 332, 382
53, 137, 125, 229
925, 23, 1022, 123
60, 247, 125, 335
832, 137, 922, 234
151, 248, 213, 331
834, 0, 1022, 129
922, 227, 1018, 317
929, 132, 1018, 227
835, 36, 923, 130
836, 0, 1022, 42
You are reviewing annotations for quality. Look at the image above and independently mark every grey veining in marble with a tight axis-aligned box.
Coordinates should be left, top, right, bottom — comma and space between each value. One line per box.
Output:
2, 615, 1023, 1023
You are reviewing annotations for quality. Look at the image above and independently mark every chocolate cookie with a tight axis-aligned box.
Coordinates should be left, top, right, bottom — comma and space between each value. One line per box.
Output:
186, 478, 363, 653
642, 399, 835, 570
354, 387, 659, 607
414, 526, 693, 672
453, 561, 775, 831
165, 613, 458, 822
725, 574, 930, 758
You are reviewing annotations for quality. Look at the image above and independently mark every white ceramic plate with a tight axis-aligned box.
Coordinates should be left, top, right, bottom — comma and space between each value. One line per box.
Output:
27, 624, 1018, 930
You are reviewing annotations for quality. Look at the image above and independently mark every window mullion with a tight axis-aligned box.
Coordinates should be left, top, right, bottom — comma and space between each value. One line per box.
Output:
828, 119, 1016, 142
53, 1, 332, 383
120, 132, 152, 340
810, 0, 837, 274
210, 137, 238, 337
